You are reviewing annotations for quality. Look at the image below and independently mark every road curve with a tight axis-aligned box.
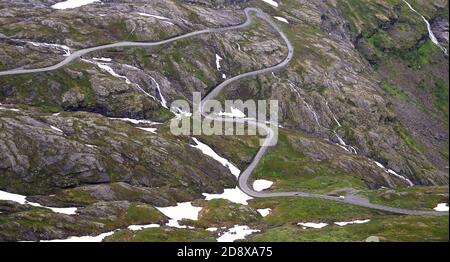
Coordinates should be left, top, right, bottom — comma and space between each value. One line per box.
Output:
0, 8, 447, 216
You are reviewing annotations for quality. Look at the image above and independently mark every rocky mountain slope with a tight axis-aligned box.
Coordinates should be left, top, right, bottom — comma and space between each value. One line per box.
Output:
0, 0, 448, 242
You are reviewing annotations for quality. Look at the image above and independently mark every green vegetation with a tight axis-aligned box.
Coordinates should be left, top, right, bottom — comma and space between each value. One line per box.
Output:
432, 77, 449, 119
253, 130, 367, 193
249, 197, 380, 226
248, 215, 449, 242
381, 79, 406, 99
193, 199, 260, 227
361, 186, 449, 210
395, 125, 423, 153
104, 227, 216, 242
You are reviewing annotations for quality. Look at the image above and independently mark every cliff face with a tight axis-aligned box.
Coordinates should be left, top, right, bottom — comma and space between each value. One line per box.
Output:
0, 0, 448, 241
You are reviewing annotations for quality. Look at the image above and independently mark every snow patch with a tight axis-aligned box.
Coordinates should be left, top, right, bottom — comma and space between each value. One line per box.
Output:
127, 224, 160, 231
433, 203, 449, 212
108, 117, 159, 125
261, 0, 278, 7
298, 222, 328, 229
217, 225, 260, 242
137, 127, 157, 134
0, 189, 77, 215
156, 202, 202, 229
372, 161, 414, 187
190, 137, 240, 178
257, 208, 271, 217
51, 0, 101, 10
203, 187, 252, 205
50, 125, 63, 133
274, 16, 288, 24
215, 54, 223, 71
334, 219, 370, 226
93, 57, 112, 62
0, 103, 20, 112
252, 179, 273, 192
42, 231, 114, 242
402, 0, 447, 54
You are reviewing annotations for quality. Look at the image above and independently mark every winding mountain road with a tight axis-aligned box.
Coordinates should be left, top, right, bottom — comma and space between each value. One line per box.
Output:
0, 8, 447, 216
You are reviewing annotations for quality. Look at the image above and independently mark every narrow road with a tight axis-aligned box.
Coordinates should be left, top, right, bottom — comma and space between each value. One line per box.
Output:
1, 8, 447, 216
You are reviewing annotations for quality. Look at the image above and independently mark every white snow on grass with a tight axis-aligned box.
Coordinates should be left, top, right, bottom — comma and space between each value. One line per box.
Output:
298, 222, 328, 229
274, 16, 289, 23
51, 0, 101, 10
156, 202, 202, 229
0, 189, 77, 215
127, 224, 161, 231
216, 225, 260, 242
257, 208, 271, 217
261, 0, 278, 7
50, 125, 63, 133
334, 219, 370, 227
206, 227, 218, 232
215, 54, 223, 70
137, 127, 157, 134
252, 179, 273, 192
190, 137, 240, 178
433, 203, 449, 212
218, 107, 246, 118
203, 187, 253, 205
42, 231, 114, 242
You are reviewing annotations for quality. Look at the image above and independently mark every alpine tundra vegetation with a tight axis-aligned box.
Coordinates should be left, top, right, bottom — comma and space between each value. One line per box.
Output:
0, 0, 448, 242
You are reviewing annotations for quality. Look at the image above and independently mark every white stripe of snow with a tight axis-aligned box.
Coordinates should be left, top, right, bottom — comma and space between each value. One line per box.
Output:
17, 40, 71, 56
190, 137, 240, 177
51, 0, 100, 10
298, 222, 328, 229
137, 127, 157, 134
0, 189, 77, 215
0, 103, 20, 112
41, 231, 114, 242
149, 76, 168, 109
402, 0, 448, 55
215, 54, 223, 71
50, 125, 63, 133
334, 219, 370, 226
127, 224, 160, 231
93, 57, 112, 62
274, 16, 289, 24
108, 117, 159, 125
372, 161, 414, 186
261, 0, 278, 7
137, 13, 170, 20
82, 59, 158, 101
